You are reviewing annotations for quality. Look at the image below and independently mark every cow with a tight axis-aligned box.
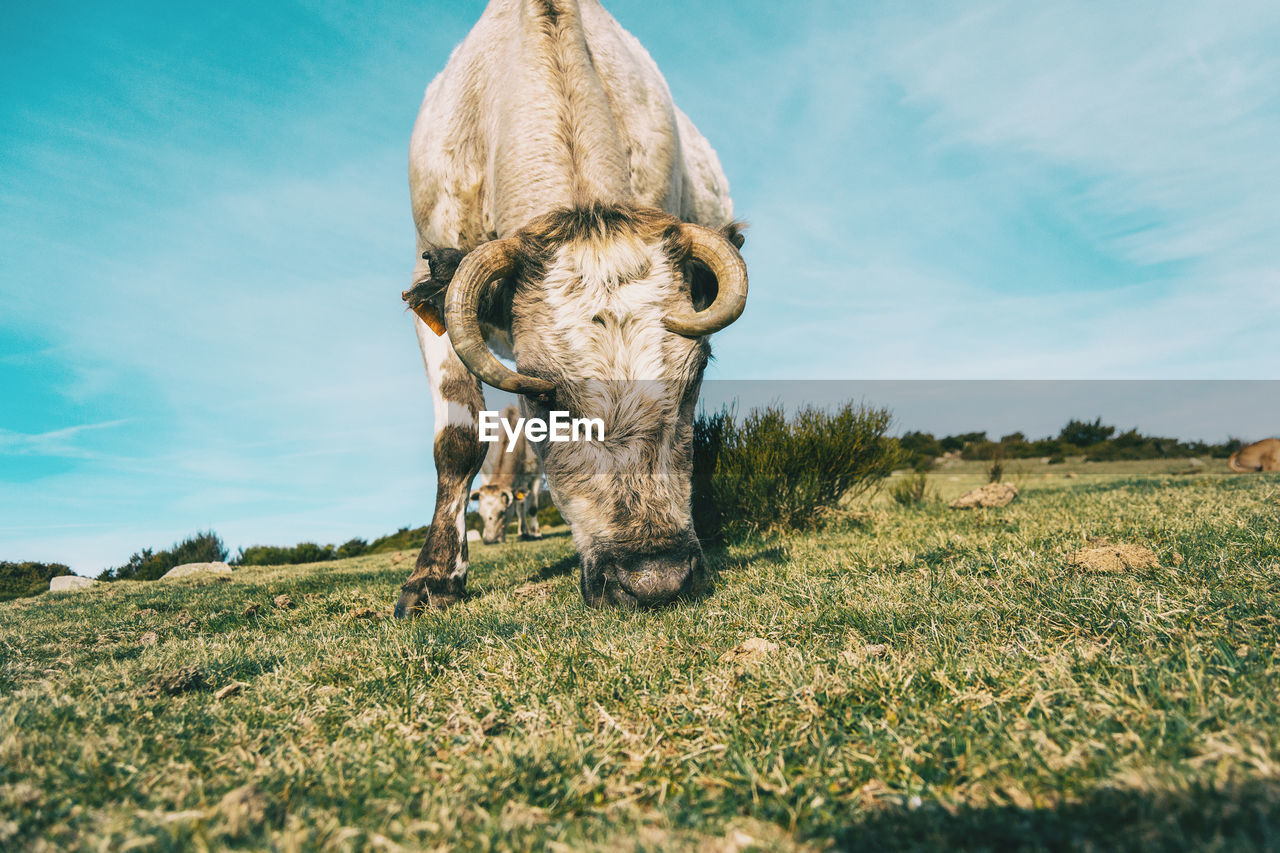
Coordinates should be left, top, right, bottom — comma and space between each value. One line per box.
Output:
471, 404, 545, 544
394, 0, 747, 616
1228, 438, 1280, 473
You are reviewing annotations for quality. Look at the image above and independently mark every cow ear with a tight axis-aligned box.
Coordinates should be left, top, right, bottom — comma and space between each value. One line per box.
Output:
501, 490, 513, 507
403, 247, 469, 335
469, 490, 480, 502
721, 221, 746, 249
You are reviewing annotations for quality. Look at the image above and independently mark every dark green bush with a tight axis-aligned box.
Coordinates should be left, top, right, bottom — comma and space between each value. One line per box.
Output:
1059, 417, 1116, 447
99, 531, 227, 581
692, 403, 898, 543
236, 542, 336, 566
891, 472, 931, 506
0, 561, 73, 601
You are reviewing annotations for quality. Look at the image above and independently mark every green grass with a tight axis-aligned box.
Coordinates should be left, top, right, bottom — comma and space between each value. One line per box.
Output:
3, 463, 1279, 850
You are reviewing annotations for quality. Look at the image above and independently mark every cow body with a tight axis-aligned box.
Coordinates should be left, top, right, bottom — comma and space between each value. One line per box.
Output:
395, 0, 746, 615
1228, 438, 1280, 473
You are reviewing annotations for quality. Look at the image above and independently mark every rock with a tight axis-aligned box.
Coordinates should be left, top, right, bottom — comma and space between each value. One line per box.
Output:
466, 529, 482, 542
240, 602, 261, 617
950, 482, 1018, 509
1067, 543, 1161, 574
49, 575, 97, 592
161, 561, 232, 580
273, 594, 294, 610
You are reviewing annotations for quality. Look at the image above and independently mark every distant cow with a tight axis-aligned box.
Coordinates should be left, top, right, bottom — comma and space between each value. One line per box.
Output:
471, 405, 544, 544
1228, 438, 1280, 473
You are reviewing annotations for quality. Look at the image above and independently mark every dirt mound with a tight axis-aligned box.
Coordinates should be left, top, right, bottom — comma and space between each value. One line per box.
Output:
1067, 543, 1163, 574
951, 482, 1018, 509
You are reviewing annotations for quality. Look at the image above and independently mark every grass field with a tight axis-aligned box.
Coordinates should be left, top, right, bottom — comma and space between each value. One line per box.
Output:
3, 461, 1279, 850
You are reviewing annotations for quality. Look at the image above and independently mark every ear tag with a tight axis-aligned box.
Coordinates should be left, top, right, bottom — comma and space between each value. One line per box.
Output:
515, 491, 526, 501
412, 303, 447, 336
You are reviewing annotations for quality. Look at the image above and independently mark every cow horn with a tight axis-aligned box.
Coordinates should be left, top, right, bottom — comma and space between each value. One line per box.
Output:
663, 224, 749, 337
445, 239, 555, 397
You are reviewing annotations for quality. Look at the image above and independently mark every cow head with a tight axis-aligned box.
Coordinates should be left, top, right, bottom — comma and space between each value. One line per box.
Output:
470, 483, 513, 544
442, 203, 747, 607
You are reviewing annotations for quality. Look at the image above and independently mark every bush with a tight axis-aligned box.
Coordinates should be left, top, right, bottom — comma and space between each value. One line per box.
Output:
99, 531, 227, 581
891, 472, 931, 506
692, 402, 898, 542
0, 561, 73, 601
236, 542, 336, 566
1059, 417, 1116, 448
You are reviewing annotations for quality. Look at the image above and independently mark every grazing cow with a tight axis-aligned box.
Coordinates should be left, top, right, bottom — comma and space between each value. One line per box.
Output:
1228, 438, 1280, 473
471, 404, 544, 544
395, 0, 747, 615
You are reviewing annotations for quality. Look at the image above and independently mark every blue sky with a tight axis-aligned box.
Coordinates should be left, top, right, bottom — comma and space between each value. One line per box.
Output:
3, 1, 1279, 573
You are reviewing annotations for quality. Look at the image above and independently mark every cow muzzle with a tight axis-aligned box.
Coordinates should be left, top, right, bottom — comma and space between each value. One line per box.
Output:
582, 545, 707, 608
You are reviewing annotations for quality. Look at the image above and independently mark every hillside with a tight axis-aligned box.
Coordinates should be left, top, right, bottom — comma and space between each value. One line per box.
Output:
3, 463, 1279, 850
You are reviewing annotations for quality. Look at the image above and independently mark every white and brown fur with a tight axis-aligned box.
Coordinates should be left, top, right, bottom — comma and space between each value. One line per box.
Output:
471, 404, 544, 544
396, 0, 741, 614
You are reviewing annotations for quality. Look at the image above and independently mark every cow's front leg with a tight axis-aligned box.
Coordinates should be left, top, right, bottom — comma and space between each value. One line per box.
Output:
520, 479, 542, 540
395, 320, 486, 617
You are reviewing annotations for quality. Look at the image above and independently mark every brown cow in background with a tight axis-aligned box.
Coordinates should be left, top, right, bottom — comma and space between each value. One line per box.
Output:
1228, 438, 1280, 472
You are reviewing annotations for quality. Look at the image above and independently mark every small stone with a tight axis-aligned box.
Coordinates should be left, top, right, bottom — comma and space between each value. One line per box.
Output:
240, 602, 261, 617
950, 483, 1018, 509
215, 681, 248, 700
49, 575, 97, 592
161, 562, 233, 580
273, 594, 294, 610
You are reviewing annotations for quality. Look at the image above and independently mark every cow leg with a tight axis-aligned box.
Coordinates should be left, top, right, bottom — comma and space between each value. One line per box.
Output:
521, 477, 543, 540
395, 318, 486, 617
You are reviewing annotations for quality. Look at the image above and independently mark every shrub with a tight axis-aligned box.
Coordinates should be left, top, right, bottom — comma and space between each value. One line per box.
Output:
236, 542, 337, 566
99, 531, 227, 581
0, 561, 73, 601
891, 472, 931, 506
1059, 417, 1116, 448
366, 526, 429, 555
692, 402, 898, 543
336, 538, 368, 559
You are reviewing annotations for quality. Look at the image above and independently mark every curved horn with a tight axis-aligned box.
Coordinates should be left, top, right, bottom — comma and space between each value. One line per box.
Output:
445, 239, 555, 396
663, 223, 749, 337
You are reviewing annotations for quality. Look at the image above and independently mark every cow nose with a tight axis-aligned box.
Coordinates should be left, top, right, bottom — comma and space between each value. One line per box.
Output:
615, 548, 699, 605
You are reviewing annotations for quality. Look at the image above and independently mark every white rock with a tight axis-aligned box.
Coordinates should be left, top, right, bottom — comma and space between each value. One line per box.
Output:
50, 575, 98, 592
161, 561, 233, 579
